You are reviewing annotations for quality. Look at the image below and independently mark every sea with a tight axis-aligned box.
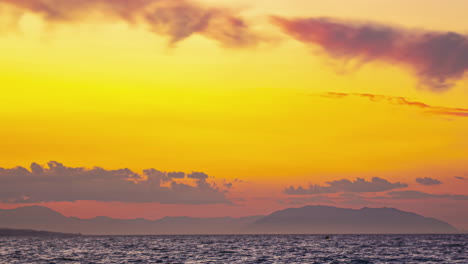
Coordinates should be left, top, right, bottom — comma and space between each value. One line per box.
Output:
0, 234, 466, 263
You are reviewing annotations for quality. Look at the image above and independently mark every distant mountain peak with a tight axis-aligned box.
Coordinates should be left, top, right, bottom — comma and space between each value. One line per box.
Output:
249, 205, 457, 234
1, 206, 64, 218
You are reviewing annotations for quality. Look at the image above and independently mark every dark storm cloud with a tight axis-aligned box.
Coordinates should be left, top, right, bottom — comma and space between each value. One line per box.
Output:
0, 161, 231, 204
385, 190, 468, 200
319, 92, 468, 118
416, 177, 442, 186
0, 0, 263, 47
272, 16, 468, 90
285, 177, 407, 195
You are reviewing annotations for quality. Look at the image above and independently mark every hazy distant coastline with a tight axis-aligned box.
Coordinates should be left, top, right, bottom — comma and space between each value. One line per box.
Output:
0, 228, 80, 237
0, 205, 458, 235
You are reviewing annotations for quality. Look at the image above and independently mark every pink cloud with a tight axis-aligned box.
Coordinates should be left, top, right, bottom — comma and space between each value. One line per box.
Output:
272, 16, 468, 91
1, 0, 263, 48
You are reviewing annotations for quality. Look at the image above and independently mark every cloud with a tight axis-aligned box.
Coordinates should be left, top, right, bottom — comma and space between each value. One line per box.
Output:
385, 190, 468, 201
338, 193, 382, 206
319, 92, 468, 118
167, 172, 185, 179
285, 177, 407, 195
279, 193, 384, 206
223, 178, 243, 189
0, 0, 263, 48
416, 177, 442, 186
0, 161, 231, 204
278, 196, 335, 205
455, 176, 466, 180
272, 16, 468, 91
188, 172, 209, 180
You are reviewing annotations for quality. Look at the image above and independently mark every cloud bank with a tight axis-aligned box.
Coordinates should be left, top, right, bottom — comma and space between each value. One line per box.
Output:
416, 177, 442, 186
0, 161, 230, 204
1, 0, 262, 47
272, 16, 468, 90
285, 177, 407, 195
320, 92, 468, 118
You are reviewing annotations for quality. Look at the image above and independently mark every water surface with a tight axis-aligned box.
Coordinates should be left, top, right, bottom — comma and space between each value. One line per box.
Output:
0, 234, 466, 263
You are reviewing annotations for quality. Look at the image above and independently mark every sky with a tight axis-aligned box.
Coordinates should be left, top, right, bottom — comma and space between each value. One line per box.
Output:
0, 0, 467, 230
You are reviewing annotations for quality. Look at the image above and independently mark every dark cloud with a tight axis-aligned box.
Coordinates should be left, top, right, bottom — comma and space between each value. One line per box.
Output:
385, 191, 468, 200
285, 177, 407, 195
320, 92, 468, 118
187, 172, 209, 180
272, 16, 468, 91
455, 176, 466, 180
1, 0, 263, 48
416, 177, 442, 186
0, 161, 231, 204
167, 172, 185, 179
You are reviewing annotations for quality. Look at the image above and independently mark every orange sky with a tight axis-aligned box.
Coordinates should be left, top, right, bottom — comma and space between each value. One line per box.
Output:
0, 0, 467, 229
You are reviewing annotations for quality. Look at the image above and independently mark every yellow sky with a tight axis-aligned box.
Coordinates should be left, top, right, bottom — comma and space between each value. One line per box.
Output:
1, 5, 468, 183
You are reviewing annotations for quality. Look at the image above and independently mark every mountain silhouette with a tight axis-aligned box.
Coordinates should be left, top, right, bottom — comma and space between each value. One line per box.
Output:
247, 205, 457, 234
0, 205, 457, 235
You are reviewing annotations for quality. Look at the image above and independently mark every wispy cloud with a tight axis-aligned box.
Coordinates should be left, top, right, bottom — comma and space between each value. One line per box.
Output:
384, 190, 468, 201
285, 177, 407, 195
0, 161, 231, 204
319, 92, 468, 118
272, 16, 468, 90
278, 196, 335, 206
338, 193, 383, 206
1, 0, 263, 48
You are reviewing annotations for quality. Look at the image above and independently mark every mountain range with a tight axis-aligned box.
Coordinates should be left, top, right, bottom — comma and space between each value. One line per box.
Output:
0, 205, 457, 235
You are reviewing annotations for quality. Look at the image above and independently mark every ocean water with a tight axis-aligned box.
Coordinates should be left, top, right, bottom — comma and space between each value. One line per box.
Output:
0, 234, 466, 263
